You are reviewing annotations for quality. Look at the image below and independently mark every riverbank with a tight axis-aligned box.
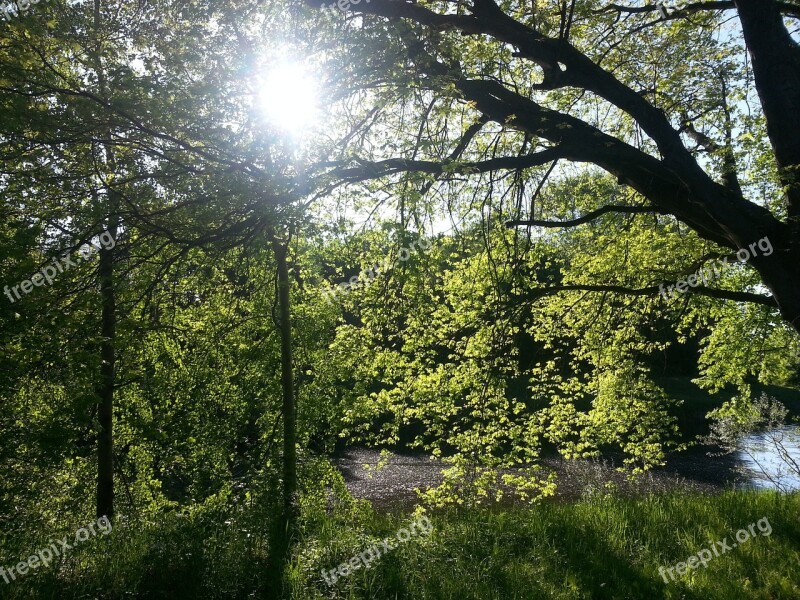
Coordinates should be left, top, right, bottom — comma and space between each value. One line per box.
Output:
334, 377, 800, 510
333, 446, 746, 511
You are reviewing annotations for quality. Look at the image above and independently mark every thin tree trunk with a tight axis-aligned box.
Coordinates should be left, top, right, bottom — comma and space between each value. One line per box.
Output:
267, 231, 297, 598
96, 231, 116, 518
93, 0, 118, 519
273, 237, 297, 523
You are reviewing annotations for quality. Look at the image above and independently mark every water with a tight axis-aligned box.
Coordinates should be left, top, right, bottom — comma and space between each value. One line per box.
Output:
736, 425, 800, 491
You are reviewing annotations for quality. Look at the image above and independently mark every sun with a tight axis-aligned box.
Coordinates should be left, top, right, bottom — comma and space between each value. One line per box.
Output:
257, 61, 321, 138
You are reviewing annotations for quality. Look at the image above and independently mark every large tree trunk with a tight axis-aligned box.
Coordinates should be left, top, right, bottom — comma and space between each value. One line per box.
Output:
735, 0, 800, 220
751, 252, 800, 334
733, 0, 800, 330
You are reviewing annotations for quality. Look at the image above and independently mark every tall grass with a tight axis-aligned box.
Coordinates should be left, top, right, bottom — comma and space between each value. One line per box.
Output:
296, 491, 798, 599
1, 491, 797, 599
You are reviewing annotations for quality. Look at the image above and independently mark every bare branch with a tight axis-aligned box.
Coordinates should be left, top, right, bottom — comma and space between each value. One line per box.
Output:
505, 204, 666, 228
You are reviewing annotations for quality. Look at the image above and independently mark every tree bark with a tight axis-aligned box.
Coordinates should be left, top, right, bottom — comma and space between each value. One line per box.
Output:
93, 0, 117, 520
96, 227, 116, 519
273, 237, 297, 526
266, 231, 297, 599
735, 0, 800, 220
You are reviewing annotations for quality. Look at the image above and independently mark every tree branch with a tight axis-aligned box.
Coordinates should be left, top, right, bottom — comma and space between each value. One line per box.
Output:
328, 148, 565, 183
516, 283, 778, 307
594, 1, 800, 19
505, 205, 666, 228
330, 0, 784, 253
680, 109, 743, 195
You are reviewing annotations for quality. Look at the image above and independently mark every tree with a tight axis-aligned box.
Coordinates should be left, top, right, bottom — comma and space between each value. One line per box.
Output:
313, 0, 800, 334
0, 0, 317, 523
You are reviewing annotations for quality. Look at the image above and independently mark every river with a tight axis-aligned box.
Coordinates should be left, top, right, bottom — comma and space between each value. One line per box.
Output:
737, 425, 800, 491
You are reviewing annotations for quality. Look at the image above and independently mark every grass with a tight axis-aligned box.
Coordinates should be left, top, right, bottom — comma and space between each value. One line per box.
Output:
1, 490, 798, 599
299, 491, 799, 600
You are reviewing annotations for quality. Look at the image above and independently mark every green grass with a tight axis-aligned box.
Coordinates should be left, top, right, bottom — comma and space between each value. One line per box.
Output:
298, 491, 799, 600
2, 491, 798, 599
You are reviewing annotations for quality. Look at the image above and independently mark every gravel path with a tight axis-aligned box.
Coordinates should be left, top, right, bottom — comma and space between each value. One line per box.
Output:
334, 447, 745, 511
